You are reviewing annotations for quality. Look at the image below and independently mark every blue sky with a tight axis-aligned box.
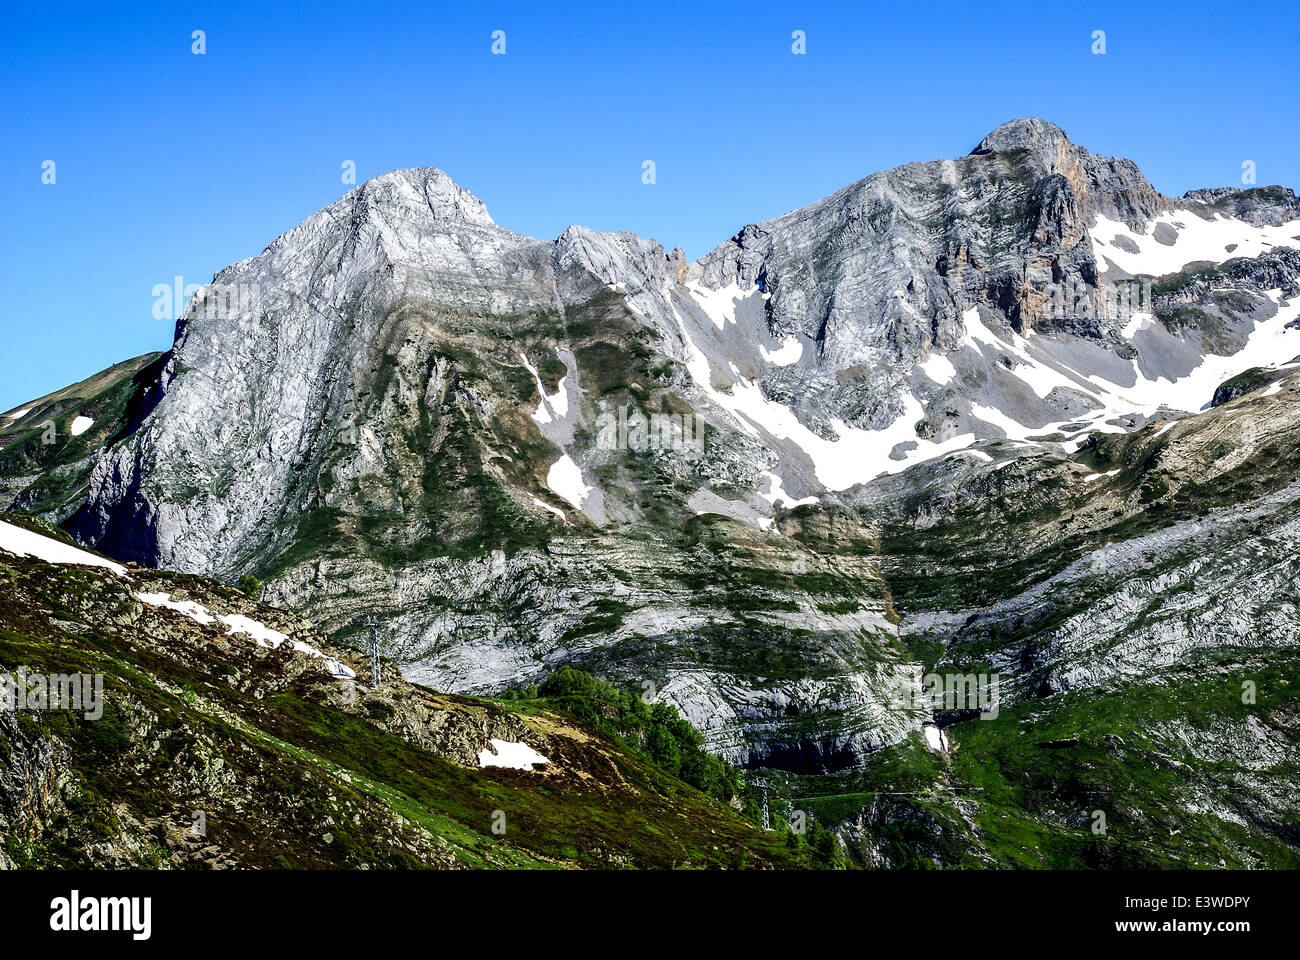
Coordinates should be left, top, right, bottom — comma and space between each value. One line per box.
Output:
2, 0, 1298, 411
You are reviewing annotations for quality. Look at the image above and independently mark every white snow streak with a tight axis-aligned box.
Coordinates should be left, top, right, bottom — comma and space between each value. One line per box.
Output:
478, 739, 549, 770
0, 520, 127, 575
135, 591, 356, 679
546, 454, 591, 510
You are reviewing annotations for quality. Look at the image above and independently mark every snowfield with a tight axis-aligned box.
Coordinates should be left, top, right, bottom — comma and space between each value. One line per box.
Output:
1092, 211, 1300, 278
669, 207, 1300, 513
0, 518, 353, 680
477, 739, 550, 771
0, 519, 127, 575
135, 591, 356, 679
546, 453, 591, 509
672, 283, 988, 491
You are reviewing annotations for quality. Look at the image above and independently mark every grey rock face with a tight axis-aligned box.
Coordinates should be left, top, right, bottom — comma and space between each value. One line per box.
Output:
52, 122, 1300, 777
699, 119, 1152, 373
75, 171, 679, 573
1184, 185, 1300, 226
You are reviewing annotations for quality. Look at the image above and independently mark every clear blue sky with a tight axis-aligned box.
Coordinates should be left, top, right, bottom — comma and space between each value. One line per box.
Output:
2, 0, 1298, 411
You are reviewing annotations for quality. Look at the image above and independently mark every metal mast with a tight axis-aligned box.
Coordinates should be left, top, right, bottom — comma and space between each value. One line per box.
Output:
364, 616, 381, 686
751, 776, 771, 831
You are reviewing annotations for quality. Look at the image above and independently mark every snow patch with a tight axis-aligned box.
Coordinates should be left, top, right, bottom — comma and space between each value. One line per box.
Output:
530, 496, 567, 521
69, 416, 94, 437
757, 471, 818, 509
0, 520, 126, 575
1084, 290, 1300, 415
134, 591, 356, 679
960, 307, 1087, 400
922, 725, 948, 752
686, 280, 745, 330
478, 739, 549, 770
518, 353, 566, 424
1093, 211, 1300, 278
760, 336, 803, 366
918, 351, 956, 385
675, 285, 983, 490
546, 454, 591, 510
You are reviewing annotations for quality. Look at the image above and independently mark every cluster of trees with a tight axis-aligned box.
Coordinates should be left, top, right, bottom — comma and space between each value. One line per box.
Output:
780, 814, 845, 868
509, 665, 745, 805
505, 665, 847, 868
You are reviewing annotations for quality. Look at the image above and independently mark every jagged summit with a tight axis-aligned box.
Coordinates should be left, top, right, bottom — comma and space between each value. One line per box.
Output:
348, 166, 497, 228
6, 121, 1300, 869
9, 123, 1299, 793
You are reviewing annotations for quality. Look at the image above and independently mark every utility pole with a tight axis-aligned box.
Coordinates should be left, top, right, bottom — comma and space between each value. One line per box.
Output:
751, 776, 771, 831
364, 616, 381, 687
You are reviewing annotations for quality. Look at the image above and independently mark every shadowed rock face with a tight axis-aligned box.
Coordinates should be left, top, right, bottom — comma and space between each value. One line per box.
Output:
8, 120, 1300, 798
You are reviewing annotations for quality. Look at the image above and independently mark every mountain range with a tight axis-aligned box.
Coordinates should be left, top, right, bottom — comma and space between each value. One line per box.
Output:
3, 118, 1300, 867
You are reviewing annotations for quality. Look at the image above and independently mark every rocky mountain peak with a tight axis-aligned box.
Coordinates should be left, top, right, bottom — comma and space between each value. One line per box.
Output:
354, 167, 497, 229
8, 121, 1300, 823
969, 118, 1092, 203
970, 117, 1074, 159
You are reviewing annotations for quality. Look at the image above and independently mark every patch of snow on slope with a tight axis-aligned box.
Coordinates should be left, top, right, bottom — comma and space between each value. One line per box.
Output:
760, 336, 803, 366
959, 305, 1027, 354
5, 408, 31, 422
69, 416, 94, 437
546, 454, 591, 509
674, 285, 982, 490
478, 739, 549, 770
959, 307, 1087, 399
518, 353, 566, 424
1122, 311, 1154, 339
1092, 211, 1300, 277
1085, 291, 1300, 414
686, 280, 745, 330
530, 496, 567, 521
965, 292, 1300, 433
918, 352, 956, 385
135, 592, 216, 624
0, 520, 126, 575
135, 592, 356, 679
757, 471, 818, 509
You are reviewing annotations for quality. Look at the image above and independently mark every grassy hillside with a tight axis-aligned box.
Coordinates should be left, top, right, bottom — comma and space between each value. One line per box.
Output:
0, 353, 165, 518
0, 518, 822, 869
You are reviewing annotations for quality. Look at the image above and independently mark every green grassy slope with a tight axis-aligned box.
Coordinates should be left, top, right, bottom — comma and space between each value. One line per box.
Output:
0, 521, 820, 870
